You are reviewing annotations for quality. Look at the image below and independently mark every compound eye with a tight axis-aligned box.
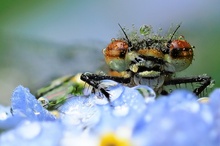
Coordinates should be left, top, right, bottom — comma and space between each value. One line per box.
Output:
103, 39, 129, 72
167, 40, 194, 72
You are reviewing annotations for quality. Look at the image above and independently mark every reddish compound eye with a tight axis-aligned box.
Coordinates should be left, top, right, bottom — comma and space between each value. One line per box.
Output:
103, 39, 129, 72
167, 39, 194, 72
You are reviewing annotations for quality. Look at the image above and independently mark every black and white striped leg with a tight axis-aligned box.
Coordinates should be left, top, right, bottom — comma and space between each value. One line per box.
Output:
163, 74, 212, 96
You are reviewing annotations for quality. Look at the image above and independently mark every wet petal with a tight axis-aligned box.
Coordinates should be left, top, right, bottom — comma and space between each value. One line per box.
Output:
11, 86, 55, 121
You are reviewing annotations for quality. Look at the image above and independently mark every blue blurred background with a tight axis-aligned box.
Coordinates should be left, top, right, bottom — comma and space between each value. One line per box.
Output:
0, 0, 219, 105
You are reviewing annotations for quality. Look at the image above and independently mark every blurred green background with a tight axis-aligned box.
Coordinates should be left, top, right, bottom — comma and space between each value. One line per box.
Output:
0, 0, 219, 105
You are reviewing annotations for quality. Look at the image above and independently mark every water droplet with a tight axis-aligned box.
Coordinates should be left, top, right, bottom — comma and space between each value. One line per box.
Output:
140, 25, 152, 36
200, 107, 213, 124
58, 97, 100, 128
94, 80, 124, 105
38, 97, 49, 108
16, 121, 41, 139
160, 117, 173, 130
132, 85, 156, 103
111, 38, 116, 42
178, 35, 185, 40
198, 97, 209, 103
112, 104, 129, 117
34, 110, 40, 115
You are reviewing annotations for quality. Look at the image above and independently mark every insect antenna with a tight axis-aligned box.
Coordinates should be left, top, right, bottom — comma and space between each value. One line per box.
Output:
118, 23, 133, 50
161, 23, 182, 54
167, 23, 182, 46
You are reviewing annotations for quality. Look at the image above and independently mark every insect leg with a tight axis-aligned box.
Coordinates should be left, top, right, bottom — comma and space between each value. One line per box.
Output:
80, 72, 131, 102
164, 74, 212, 96
36, 75, 76, 99
80, 72, 131, 84
80, 72, 111, 101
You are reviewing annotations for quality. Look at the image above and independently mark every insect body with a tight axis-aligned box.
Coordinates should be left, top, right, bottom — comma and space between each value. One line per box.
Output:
36, 73, 85, 110
81, 24, 212, 99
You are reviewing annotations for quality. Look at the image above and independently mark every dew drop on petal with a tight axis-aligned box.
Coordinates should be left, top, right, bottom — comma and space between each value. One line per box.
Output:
94, 80, 125, 105
160, 117, 174, 131
198, 97, 209, 103
201, 108, 213, 124
11, 86, 56, 121
58, 96, 100, 128
38, 97, 49, 108
34, 111, 41, 116
116, 86, 147, 114
15, 121, 41, 140
93, 95, 109, 105
132, 85, 156, 103
112, 104, 129, 117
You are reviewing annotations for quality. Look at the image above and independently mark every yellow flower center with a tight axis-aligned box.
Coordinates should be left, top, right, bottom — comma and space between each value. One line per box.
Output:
99, 132, 132, 146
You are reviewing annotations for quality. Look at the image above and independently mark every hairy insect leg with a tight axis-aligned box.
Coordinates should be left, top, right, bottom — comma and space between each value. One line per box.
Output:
36, 75, 76, 99
164, 74, 212, 96
80, 72, 131, 102
81, 73, 110, 102
80, 72, 131, 84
